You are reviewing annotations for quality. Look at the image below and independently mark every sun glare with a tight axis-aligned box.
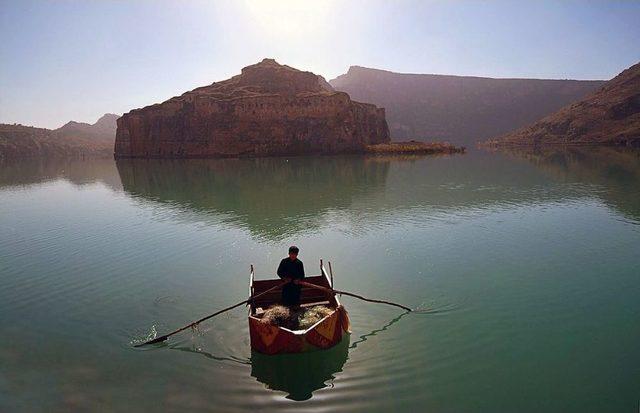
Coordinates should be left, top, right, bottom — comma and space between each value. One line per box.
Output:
244, 0, 334, 37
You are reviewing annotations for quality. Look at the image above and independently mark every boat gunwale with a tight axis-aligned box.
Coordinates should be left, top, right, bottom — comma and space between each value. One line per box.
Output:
248, 260, 342, 335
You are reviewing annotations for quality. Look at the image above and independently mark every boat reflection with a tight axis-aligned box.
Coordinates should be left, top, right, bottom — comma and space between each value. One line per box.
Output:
250, 334, 350, 401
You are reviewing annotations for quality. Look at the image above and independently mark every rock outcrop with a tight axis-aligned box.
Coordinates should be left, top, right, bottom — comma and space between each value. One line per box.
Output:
486, 61, 640, 147
0, 114, 118, 160
330, 66, 605, 147
114, 59, 390, 158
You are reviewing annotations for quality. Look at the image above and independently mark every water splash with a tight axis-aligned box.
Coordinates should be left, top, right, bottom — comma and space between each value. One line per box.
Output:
130, 325, 158, 347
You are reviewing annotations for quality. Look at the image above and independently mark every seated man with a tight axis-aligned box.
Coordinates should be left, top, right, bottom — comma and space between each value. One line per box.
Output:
276, 246, 305, 306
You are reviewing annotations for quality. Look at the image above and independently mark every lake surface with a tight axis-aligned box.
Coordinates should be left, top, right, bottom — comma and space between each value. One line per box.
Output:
1, 148, 639, 412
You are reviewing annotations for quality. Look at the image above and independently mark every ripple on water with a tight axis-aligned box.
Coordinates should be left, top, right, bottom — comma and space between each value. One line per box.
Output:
3, 152, 640, 412
117, 298, 458, 410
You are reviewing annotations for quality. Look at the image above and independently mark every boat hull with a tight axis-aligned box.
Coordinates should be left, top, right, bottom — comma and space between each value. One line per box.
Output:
249, 305, 351, 354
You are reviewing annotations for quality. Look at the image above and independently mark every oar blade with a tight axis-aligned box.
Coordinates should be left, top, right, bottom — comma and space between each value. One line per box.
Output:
134, 335, 168, 347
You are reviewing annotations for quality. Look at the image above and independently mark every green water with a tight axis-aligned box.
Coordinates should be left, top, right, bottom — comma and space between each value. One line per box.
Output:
1, 148, 639, 412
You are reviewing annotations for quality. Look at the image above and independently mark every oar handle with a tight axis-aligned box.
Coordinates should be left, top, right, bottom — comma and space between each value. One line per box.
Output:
135, 281, 287, 347
136, 278, 412, 348
296, 280, 412, 312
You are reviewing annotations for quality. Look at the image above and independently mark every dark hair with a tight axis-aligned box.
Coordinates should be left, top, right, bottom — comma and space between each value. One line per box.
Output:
289, 246, 299, 254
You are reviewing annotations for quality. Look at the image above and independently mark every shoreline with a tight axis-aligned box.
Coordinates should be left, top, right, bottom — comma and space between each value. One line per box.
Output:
365, 141, 466, 155
112, 141, 467, 160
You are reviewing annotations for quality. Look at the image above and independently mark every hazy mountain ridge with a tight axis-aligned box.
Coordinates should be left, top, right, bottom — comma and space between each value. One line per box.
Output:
486, 61, 640, 147
0, 114, 118, 160
56, 113, 119, 142
4, 60, 634, 160
330, 66, 605, 146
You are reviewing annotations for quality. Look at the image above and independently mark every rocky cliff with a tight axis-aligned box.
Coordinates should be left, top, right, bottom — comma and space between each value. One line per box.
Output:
330, 66, 605, 147
115, 59, 389, 158
485, 61, 640, 147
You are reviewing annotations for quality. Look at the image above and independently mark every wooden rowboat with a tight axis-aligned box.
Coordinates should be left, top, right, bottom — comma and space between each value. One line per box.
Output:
248, 260, 351, 354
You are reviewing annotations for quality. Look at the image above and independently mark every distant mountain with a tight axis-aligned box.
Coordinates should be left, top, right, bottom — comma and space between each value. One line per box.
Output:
0, 114, 118, 160
330, 66, 605, 147
56, 113, 119, 142
486, 62, 640, 147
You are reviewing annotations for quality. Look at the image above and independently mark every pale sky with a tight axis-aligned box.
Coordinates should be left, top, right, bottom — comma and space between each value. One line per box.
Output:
1, 0, 639, 129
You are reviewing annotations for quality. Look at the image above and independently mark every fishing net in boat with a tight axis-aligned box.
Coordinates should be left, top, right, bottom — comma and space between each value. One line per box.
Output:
261, 305, 333, 330
298, 305, 333, 329
261, 305, 295, 329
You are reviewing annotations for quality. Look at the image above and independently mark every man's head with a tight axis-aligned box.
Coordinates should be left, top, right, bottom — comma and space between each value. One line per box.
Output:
288, 245, 299, 260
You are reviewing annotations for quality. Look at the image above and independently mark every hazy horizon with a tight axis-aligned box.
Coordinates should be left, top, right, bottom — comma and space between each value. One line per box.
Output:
1, 0, 639, 129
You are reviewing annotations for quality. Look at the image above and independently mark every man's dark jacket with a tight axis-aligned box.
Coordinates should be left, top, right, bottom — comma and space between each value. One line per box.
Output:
277, 258, 305, 305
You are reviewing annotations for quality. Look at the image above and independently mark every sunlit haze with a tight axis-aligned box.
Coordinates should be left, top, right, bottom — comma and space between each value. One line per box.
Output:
1, 0, 639, 128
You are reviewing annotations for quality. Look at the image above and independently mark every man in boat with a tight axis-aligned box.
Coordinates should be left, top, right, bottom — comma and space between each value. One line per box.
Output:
277, 246, 305, 307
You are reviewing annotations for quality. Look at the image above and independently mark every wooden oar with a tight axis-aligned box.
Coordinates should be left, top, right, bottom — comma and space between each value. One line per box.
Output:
134, 281, 286, 347
297, 280, 412, 312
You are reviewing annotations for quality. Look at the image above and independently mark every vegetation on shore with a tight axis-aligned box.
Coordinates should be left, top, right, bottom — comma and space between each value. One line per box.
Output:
365, 141, 465, 155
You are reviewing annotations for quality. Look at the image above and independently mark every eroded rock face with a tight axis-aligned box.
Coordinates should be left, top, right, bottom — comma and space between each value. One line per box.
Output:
114, 59, 389, 158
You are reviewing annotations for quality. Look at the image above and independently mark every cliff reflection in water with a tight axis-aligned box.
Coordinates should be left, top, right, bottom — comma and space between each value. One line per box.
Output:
114, 149, 640, 241
115, 157, 390, 241
501, 147, 640, 221
3, 149, 638, 232
0, 158, 122, 190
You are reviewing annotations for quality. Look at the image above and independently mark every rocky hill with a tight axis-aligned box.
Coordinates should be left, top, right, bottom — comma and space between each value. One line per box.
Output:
115, 59, 389, 158
330, 66, 604, 146
56, 113, 118, 143
0, 114, 118, 160
486, 62, 640, 147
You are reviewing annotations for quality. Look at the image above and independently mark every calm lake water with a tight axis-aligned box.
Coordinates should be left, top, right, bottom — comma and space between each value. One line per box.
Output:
1, 148, 639, 412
